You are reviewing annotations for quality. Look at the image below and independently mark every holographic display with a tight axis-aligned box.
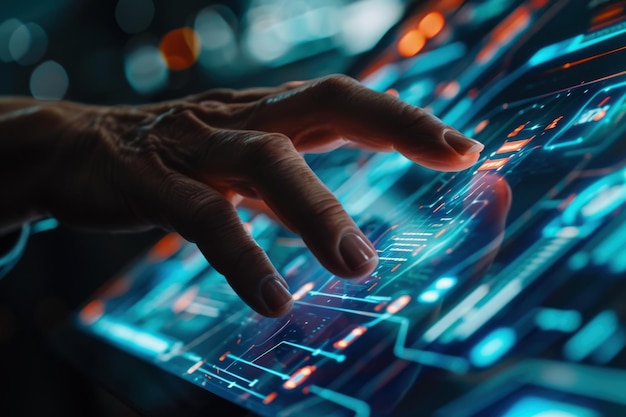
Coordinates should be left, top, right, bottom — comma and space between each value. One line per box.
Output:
73, 0, 626, 415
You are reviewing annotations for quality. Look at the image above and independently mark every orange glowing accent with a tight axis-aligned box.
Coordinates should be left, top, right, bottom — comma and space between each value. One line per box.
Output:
593, 108, 608, 121
477, 6, 530, 63
283, 366, 316, 390
390, 263, 401, 273
592, 5, 624, 24
598, 96, 611, 107
496, 136, 534, 154
545, 116, 563, 130
561, 45, 626, 71
263, 392, 278, 404
477, 158, 510, 172
440, 81, 460, 99
219, 351, 230, 361
96, 277, 130, 298
398, 29, 426, 57
374, 301, 386, 311
172, 285, 199, 313
159, 27, 201, 70
333, 326, 367, 349
418, 11, 445, 39
474, 119, 489, 135
186, 360, 204, 374
386, 295, 411, 314
507, 124, 526, 137
79, 299, 105, 325
243, 222, 252, 234
150, 233, 182, 260
434, 228, 447, 239
385, 88, 399, 97
558, 193, 577, 211
292, 282, 314, 301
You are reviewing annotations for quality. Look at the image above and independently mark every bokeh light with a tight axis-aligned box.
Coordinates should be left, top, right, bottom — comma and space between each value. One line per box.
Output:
0, 19, 23, 62
194, 6, 237, 69
9, 22, 47, 66
159, 27, 201, 71
398, 29, 425, 57
115, 0, 155, 34
418, 11, 445, 39
30, 60, 69, 100
124, 44, 168, 94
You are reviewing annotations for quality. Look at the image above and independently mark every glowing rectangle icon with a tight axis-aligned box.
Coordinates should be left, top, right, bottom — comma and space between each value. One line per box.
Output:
496, 137, 534, 154
477, 157, 510, 172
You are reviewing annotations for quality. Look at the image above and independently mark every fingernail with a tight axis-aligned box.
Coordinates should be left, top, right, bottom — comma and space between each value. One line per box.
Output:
444, 130, 484, 155
261, 276, 293, 314
340, 233, 377, 272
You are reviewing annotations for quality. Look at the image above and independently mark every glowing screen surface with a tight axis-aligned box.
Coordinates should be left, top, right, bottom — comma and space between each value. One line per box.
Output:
75, 0, 626, 415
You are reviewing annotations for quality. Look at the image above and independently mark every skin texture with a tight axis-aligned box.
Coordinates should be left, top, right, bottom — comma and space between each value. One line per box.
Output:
0, 74, 484, 317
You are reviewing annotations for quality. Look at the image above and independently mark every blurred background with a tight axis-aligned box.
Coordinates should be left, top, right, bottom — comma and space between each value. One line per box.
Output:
0, 0, 412, 415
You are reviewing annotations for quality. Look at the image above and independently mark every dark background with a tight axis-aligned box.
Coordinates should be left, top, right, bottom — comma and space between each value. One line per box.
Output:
0, 1, 408, 415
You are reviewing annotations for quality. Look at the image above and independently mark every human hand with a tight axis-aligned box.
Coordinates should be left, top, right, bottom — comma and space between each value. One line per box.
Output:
16, 75, 484, 317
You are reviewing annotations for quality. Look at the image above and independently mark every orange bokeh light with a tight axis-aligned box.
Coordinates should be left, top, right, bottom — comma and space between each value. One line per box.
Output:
398, 29, 426, 57
418, 11, 445, 39
159, 27, 201, 70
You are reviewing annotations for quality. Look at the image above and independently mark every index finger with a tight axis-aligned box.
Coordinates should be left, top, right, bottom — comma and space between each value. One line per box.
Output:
245, 74, 483, 172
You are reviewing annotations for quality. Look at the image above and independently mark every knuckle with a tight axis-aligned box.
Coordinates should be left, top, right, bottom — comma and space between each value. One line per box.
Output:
307, 194, 345, 219
316, 74, 359, 93
244, 133, 298, 172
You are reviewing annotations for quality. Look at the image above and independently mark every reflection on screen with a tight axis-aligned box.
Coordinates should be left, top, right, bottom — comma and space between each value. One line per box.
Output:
75, 0, 626, 416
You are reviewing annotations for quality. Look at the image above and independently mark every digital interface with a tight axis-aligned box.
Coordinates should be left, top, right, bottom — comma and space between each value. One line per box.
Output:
73, 1, 626, 416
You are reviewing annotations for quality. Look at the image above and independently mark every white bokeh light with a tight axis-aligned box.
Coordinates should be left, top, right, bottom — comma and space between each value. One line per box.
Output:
124, 44, 168, 94
30, 60, 69, 100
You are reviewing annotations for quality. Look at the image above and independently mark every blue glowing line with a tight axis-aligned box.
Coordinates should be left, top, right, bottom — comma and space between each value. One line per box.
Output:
296, 300, 470, 372
309, 385, 370, 417
226, 354, 290, 380
544, 136, 583, 150
393, 317, 470, 373
208, 364, 255, 385
281, 341, 346, 363
308, 291, 381, 303
197, 367, 266, 400
563, 310, 619, 361
403, 42, 467, 77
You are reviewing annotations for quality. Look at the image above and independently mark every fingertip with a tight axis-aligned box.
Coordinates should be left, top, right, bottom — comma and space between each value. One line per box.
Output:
259, 275, 294, 317
337, 232, 379, 278
443, 130, 484, 155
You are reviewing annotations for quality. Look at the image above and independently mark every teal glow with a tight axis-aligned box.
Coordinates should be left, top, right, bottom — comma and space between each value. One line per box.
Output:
435, 277, 457, 290
563, 310, 619, 361
501, 396, 599, 417
469, 327, 516, 367
442, 97, 473, 125
418, 290, 440, 303
418, 277, 457, 303
94, 317, 170, 356
535, 308, 581, 333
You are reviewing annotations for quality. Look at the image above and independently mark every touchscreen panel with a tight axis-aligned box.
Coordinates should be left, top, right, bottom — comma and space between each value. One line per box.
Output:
73, 1, 626, 416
